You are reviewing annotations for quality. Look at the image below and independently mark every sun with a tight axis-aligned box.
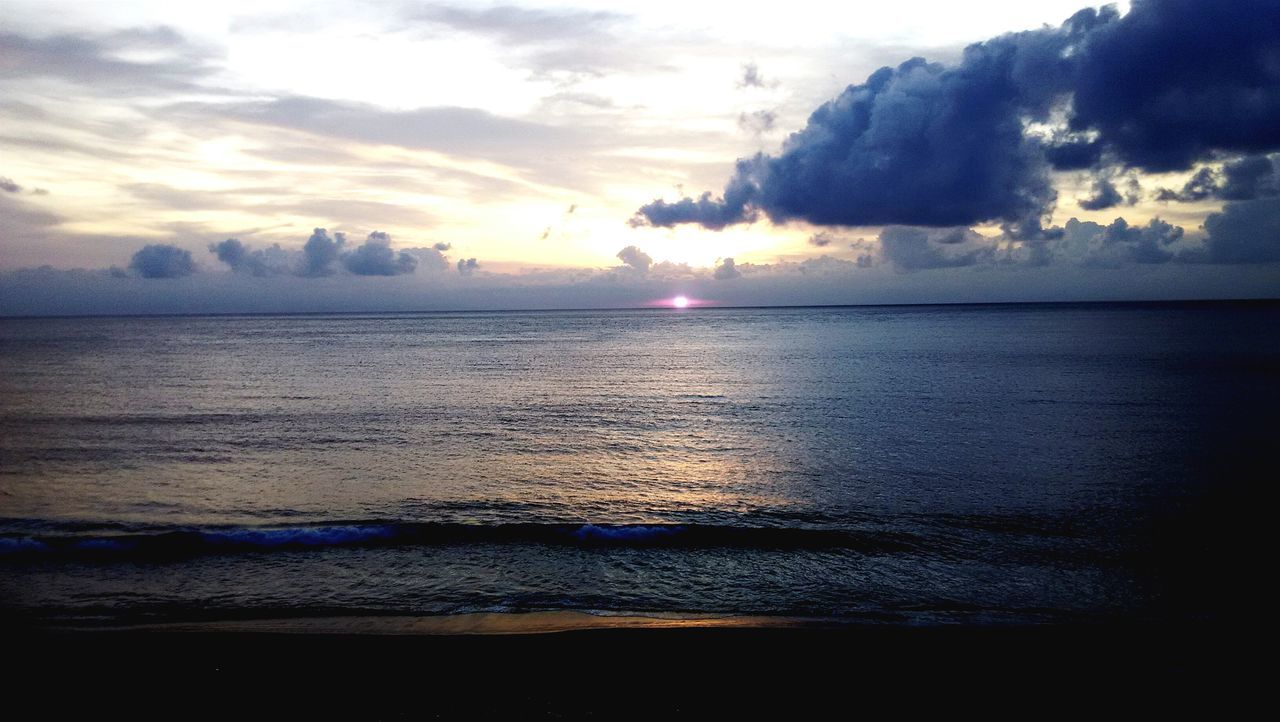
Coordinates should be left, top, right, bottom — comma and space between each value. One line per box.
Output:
672, 295, 690, 308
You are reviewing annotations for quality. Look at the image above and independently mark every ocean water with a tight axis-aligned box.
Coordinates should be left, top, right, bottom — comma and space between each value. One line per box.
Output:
1, 303, 1275, 625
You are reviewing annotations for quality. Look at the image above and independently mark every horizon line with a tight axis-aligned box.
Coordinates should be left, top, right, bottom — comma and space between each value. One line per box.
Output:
2, 297, 1277, 322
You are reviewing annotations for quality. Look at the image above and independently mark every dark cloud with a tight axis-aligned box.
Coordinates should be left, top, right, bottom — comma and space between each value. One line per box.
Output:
1079, 178, 1124, 211
1068, 0, 1280, 172
1219, 156, 1280, 201
1156, 155, 1279, 203
808, 232, 835, 247
210, 231, 425, 277
1079, 176, 1139, 211
713, 258, 741, 280
632, 161, 760, 230
129, 244, 196, 279
0, 177, 20, 193
433, 242, 452, 251
635, 1, 1280, 232
616, 245, 652, 273
879, 227, 995, 271
1043, 136, 1104, 171
1000, 216, 1065, 243
637, 19, 1081, 230
1093, 217, 1183, 265
1190, 198, 1280, 264
209, 238, 248, 268
1155, 167, 1218, 203
300, 228, 345, 277
457, 258, 479, 275
208, 238, 289, 276
932, 227, 973, 245
342, 232, 418, 276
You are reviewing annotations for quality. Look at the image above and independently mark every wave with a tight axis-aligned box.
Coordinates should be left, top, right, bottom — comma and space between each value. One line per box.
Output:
0, 520, 919, 561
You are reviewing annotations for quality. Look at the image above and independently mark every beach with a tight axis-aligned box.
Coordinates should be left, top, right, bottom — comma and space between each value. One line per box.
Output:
5, 613, 1245, 716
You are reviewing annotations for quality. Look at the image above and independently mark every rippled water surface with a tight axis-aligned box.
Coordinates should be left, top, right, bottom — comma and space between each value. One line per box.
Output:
2, 303, 1275, 623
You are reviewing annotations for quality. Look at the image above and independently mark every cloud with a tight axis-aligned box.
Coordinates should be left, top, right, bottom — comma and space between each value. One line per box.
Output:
405, 4, 622, 46
0, 177, 20, 193
637, 20, 1079, 230
1155, 168, 1218, 203
616, 245, 652, 273
5, 240, 1279, 317
635, 1, 1280, 231
739, 62, 766, 88
129, 244, 196, 279
299, 228, 345, 277
342, 232, 417, 276
208, 238, 289, 276
879, 227, 995, 271
1218, 156, 1280, 201
402, 246, 451, 273
632, 161, 760, 230
737, 110, 777, 136
713, 258, 741, 280
1078, 178, 1123, 210
186, 97, 578, 171
210, 230, 422, 276
1190, 197, 1280, 264
433, 242, 452, 251
0, 194, 65, 268
1067, 0, 1280, 172
0, 27, 215, 95
1040, 216, 1183, 267
1079, 176, 1139, 210
1092, 217, 1184, 266
1043, 136, 1104, 171
1156, 155, 1280, 203
457, 258, 479, 275
808, 232, 836, 247
396, 3, 643, 78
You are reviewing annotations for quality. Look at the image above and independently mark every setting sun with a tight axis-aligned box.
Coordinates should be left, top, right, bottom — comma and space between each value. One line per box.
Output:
672, 295, 689, 308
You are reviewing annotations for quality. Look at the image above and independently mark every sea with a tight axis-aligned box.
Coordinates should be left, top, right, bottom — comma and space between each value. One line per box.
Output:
1, 302, 1275, 627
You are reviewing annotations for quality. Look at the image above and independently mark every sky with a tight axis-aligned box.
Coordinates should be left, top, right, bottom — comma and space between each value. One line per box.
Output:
1, 0, 1278, 314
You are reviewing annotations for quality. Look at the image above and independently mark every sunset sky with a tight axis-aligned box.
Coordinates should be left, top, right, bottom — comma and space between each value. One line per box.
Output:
2, 0, 1278, 313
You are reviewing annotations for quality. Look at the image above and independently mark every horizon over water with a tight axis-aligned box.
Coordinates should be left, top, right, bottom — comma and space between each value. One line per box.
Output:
1, 301, 1275, 626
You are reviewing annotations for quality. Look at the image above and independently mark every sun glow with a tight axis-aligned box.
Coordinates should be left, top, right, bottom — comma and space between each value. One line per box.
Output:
672, 295, 690, 308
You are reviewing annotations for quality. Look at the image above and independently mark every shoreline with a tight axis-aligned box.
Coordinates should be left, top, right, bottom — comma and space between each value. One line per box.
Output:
4, 613, 1249, 715
91, 610, 841, 636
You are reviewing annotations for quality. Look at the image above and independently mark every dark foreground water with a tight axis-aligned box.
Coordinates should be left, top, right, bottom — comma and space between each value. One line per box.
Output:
1, 302, 1275, 625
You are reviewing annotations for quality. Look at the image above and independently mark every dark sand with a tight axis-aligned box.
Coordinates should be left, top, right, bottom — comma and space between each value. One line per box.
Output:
3, 613, 1252, 717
